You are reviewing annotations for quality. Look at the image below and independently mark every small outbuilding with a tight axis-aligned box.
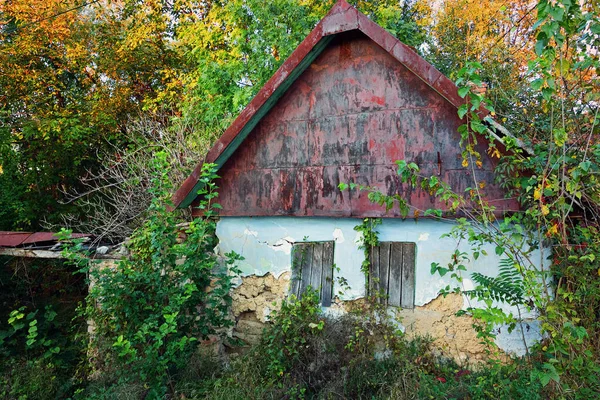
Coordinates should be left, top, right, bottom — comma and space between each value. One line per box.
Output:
174, 0, 545, 361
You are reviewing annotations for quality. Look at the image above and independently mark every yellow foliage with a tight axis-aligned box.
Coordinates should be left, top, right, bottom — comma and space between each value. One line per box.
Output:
547, 224, 559, 236
541, 204, 550, 216
429, 0, 536, 97
487, 146, 501, 159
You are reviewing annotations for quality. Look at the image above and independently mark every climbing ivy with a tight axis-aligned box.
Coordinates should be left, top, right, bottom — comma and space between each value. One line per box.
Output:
353, 218, 382, 278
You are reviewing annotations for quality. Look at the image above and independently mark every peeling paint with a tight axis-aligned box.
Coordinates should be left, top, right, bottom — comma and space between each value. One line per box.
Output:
202, 33, 519, 219
268, 237, 294, 254
217, 216, 548, 358
354, 231, 363, 245
494, 320, 542, 357
244, 228, 259, 237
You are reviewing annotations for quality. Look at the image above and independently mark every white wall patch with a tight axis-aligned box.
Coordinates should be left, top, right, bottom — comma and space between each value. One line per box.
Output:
268, 237, 294, 255
333, 228, 345, 243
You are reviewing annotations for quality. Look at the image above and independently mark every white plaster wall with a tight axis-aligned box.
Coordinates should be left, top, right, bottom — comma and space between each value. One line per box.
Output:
216, 216, 548, 355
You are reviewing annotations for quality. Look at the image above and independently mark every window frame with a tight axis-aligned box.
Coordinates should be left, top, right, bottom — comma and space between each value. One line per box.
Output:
290, 241, 335, 307
368, 241, 416, 308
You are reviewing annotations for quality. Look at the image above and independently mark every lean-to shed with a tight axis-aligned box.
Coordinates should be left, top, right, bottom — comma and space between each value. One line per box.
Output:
174, 0, 545, 360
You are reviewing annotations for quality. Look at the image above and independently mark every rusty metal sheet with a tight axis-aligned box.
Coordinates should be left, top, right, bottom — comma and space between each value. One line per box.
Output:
21, 232, 62, 245
172, 0, 490, 210
0, 232, 33, 248
192, 32, 517, 219
0, 231, 92, 248
22, 232, 90, 245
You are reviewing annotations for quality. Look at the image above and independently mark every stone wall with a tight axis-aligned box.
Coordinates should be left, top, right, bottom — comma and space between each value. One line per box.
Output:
230, 272, 291, 346
396, 293, 489, 363
227, 273, 508, 363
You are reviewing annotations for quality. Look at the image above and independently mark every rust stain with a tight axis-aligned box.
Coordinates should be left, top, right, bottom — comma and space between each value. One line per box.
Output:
173, 0, 500, 209
0, 231, 91, 248
370, 95, 385, 106
191, 31, 517, 218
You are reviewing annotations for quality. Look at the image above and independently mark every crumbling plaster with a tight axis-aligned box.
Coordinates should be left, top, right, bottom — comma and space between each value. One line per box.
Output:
216, 216, 547, 357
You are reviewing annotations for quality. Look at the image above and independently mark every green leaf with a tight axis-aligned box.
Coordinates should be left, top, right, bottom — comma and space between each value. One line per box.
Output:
535, 32, 548, 55
553, 128, 567, 147
430, 262, 440, 275
471, 120, 486, 133
470, 95, 482, 111
542, 87, 554, 101
531, 78, 544, 91
458, 87, 470, 98
579, 160, 591, 172
548, 6, 564, 21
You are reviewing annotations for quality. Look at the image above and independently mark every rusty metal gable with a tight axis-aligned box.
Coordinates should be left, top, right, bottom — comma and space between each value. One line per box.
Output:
191, 32, 518, 218
172, 0, 474, 209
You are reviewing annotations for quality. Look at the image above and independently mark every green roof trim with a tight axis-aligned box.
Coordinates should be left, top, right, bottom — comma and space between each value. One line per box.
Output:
178, 35, 336, 209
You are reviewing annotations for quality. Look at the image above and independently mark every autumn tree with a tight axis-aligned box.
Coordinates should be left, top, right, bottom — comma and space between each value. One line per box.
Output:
427, 0, 537, 133
0, 0, 183, 230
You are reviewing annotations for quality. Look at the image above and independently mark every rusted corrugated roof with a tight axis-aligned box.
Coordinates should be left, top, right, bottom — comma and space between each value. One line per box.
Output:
172, 0, 478, 209
0, 231, 92, 248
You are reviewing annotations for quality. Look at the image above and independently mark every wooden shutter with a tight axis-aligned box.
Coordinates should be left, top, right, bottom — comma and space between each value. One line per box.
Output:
290, 242, 335, 307
369, 242, 416, 308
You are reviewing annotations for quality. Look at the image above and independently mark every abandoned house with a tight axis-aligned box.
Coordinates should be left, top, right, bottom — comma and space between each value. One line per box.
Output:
173, 0, 547, 361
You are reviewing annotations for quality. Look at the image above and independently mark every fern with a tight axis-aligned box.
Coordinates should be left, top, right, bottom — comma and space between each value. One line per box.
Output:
465, 258, 525, 306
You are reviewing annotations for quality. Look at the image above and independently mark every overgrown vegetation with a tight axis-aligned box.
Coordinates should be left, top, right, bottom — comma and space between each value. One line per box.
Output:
67, 153, 241, 399
190, 288, 545, 400
0, 258, 88, 399
2, 0, 600, 398
340, 0, 600, 396
0, 0, 429, 237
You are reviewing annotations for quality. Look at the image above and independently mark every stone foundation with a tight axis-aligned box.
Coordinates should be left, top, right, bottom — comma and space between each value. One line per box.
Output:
396, 293, 492, 363
230, 272, 291, 346
228, 274, 524, 363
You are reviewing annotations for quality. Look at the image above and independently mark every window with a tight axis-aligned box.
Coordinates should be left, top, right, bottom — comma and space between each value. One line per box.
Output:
290, 241, 335, 307
369, 242, 416, 308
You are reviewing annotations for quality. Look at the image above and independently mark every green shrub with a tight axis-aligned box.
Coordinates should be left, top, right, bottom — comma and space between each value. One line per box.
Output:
197, 291, 549, 400
0, 257, 88, 399
64, 152, 241, 399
